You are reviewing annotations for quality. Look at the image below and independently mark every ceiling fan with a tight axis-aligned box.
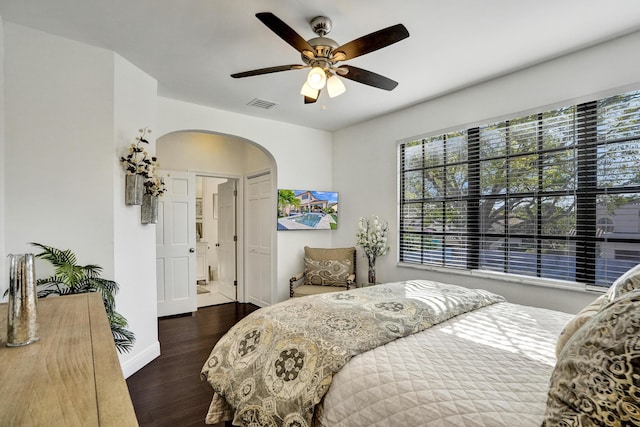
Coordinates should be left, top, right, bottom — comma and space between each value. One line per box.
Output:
231, 12, 410, 104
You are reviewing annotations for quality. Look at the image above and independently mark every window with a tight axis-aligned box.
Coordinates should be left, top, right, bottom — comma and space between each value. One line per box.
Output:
399, 90, 640, 289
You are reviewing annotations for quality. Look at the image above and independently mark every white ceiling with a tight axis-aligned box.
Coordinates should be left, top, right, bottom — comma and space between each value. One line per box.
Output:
1, 0, 640, 132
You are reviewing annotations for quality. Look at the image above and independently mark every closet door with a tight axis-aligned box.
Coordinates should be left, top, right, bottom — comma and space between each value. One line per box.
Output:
246, 172, 272, 307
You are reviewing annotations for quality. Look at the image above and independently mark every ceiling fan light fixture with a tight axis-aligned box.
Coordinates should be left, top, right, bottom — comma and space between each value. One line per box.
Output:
300, 82, 319, 100
306, 66, 326, 90
326, 74, 346, 98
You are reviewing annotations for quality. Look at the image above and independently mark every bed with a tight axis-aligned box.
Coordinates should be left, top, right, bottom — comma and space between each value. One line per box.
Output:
201, 276, 640, 427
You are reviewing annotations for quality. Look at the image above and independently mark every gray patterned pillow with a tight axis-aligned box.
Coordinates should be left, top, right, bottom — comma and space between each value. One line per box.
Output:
304, 257, 351, 286
606, 263, 640, 302
543, 289, 640, 427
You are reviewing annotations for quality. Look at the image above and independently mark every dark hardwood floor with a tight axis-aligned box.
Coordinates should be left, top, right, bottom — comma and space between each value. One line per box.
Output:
127, 302, 260, 427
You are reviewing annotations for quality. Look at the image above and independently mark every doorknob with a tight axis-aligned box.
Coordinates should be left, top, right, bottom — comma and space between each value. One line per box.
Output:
189, 248, 195, 253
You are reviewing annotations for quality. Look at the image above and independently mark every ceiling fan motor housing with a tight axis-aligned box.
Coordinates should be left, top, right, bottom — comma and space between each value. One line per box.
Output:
304, 16, 341, 70
310, 16, 332, 36
303, 36, 338, 67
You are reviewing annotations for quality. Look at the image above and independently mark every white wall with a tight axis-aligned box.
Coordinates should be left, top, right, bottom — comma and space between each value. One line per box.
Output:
112, 54, 159, 376
4, 22, 114, 265
0, 18, 5, 292
3, 22, 159, 377
156, 98, 335, 301
158, 132, 259, 175
332, 31, 640, 314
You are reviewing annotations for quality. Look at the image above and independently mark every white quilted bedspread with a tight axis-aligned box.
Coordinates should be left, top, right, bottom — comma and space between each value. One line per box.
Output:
314, 302, 572, 427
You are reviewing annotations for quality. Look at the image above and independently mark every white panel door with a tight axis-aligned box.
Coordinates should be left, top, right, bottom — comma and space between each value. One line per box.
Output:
217, 179, 237, 301
156, 170, 197, 316
247, 172, 272, 307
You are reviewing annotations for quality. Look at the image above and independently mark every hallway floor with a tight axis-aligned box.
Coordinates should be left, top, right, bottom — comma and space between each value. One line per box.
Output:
196, 281, 234, 308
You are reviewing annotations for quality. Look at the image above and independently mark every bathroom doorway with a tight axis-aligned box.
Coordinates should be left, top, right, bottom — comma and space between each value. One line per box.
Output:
195, 175, 238, 308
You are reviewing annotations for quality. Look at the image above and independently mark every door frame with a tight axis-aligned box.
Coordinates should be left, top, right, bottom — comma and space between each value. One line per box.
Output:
194, 171, 246, 303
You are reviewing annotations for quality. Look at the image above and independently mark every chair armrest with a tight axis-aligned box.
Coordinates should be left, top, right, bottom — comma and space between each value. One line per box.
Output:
345, 273, 356, 290
289, 272, 305, 297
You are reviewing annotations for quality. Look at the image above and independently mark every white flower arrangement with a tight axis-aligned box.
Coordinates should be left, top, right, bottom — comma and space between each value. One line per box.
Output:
355, 216, 390, 262
120, 127, 156, 178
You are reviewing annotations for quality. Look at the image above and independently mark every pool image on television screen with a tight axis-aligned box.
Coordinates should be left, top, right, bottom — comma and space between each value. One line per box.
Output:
277, 189, 339, 230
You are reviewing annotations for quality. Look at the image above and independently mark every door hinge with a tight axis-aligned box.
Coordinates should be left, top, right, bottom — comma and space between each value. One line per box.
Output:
233, 235, 237, 242
233, 190, 238, 196
234, 280, 238, 287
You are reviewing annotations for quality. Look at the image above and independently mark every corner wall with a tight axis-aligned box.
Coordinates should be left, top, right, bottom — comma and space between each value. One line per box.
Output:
113, 54, 159, 376
332, 31, 640, 314
4, 22, 115, 269
3, 23, 159, 376
0, 18, 5, 294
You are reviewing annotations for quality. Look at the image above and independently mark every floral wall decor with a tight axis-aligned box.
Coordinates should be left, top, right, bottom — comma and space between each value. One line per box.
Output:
355, 216, 390, 284
141, 171, 166, 225
120, 127, 156, 205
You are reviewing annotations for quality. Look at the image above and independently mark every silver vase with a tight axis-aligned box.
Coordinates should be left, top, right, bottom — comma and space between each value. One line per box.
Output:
7, 253, 39, 347
125, 174, 144, 205
141, 194, 158, 224
367, 256, 376, 285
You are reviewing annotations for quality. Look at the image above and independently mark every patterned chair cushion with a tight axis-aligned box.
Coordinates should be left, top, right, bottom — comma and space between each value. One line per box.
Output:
543, 289, 640, 427
606, 263, 640, 302
555, 294, 607, 358
304, 257, 352, 286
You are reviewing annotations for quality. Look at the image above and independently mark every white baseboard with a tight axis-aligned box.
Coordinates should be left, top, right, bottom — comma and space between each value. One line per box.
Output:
121, 340, 161, 378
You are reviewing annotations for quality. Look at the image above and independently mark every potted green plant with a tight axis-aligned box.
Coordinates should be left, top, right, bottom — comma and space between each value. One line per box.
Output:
31, 242, 135, 353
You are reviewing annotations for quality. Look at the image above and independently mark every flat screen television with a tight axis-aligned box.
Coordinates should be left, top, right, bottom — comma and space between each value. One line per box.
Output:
277, 189, 339, 230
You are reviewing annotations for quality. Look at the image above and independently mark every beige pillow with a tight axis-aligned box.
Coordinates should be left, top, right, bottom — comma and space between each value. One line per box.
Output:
606, 263, 640, 302
543, 289, 640, 427
555, 294, 607, 358
304, 257, 351, 286
304, 247, 355, 265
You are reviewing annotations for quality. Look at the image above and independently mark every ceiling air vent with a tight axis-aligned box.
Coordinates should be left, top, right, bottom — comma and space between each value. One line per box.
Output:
247, 98, 277, 109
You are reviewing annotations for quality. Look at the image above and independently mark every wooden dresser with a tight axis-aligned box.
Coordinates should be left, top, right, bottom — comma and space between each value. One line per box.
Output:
0, 292, 138, 426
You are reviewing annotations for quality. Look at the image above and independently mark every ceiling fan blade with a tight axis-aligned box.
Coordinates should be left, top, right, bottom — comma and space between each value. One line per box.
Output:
231, 64, 305, 78
340, 65, 399, 91
256, 12, 314, 54
334, 24, 409, 61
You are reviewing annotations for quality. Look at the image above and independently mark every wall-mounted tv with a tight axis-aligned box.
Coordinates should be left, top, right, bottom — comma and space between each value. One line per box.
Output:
277, 189, 339, 230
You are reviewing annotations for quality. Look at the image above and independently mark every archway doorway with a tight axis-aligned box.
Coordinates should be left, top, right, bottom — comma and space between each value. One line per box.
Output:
156, 130, 276, 315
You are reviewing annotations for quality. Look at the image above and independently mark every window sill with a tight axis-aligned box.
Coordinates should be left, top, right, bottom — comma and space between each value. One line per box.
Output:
397, 262, 606, 295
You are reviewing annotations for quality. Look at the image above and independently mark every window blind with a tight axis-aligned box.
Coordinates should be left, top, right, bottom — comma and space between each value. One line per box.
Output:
399, 90, 640, 288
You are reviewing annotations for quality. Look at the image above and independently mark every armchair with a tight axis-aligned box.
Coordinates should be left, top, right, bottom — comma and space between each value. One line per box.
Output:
289, 246, 357, 297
